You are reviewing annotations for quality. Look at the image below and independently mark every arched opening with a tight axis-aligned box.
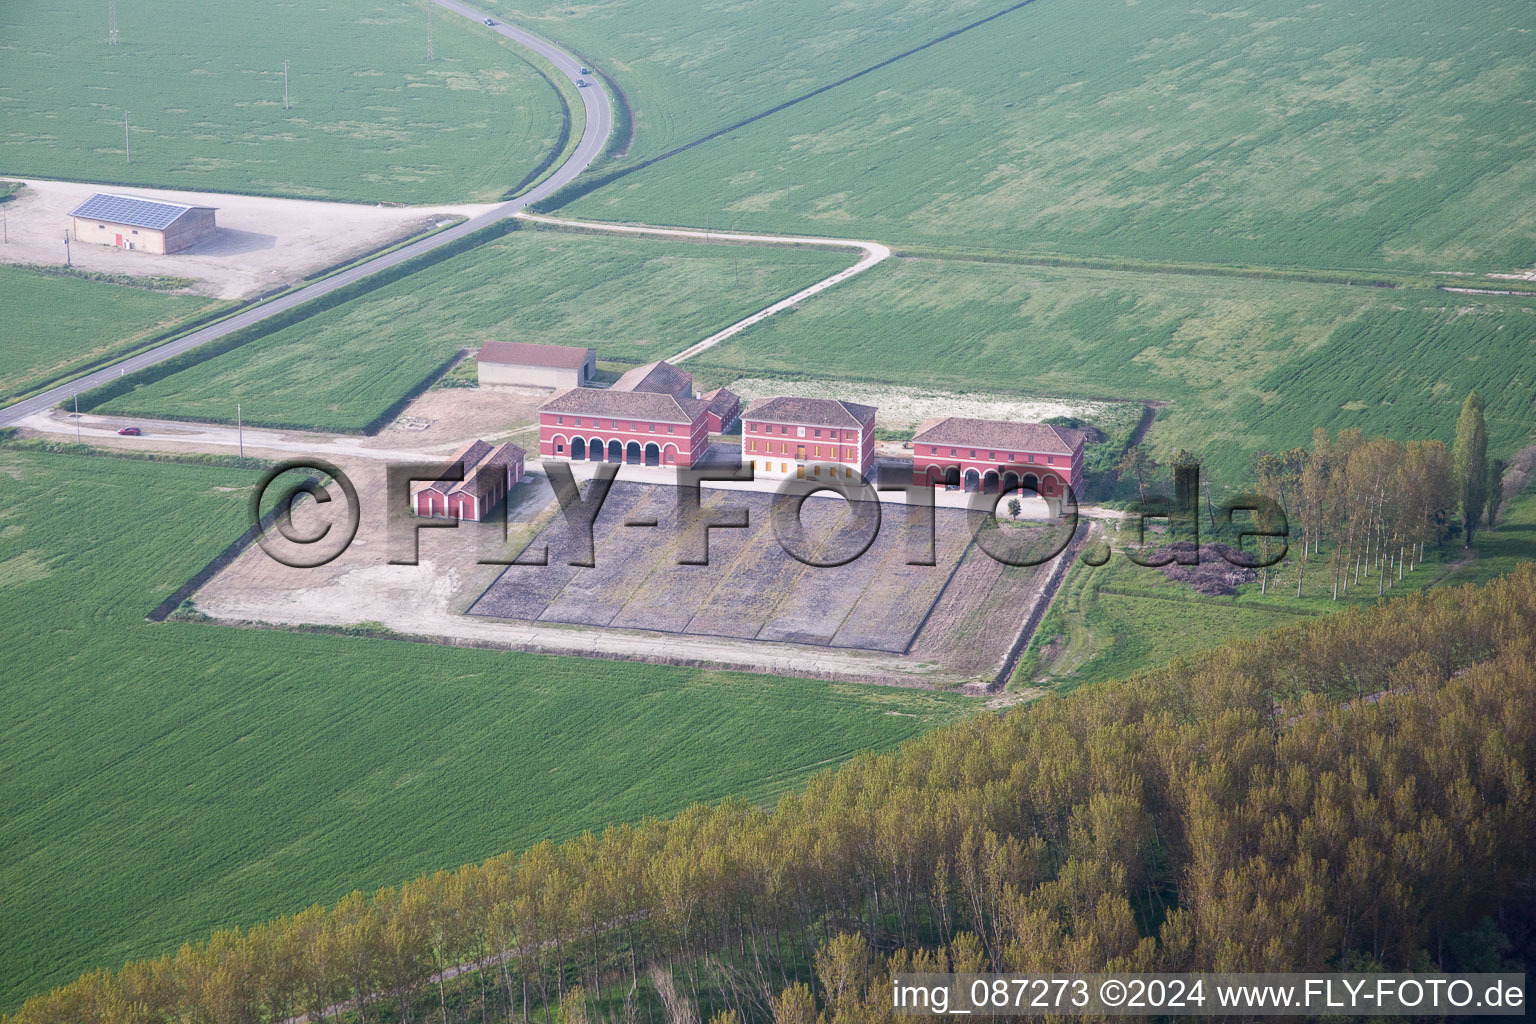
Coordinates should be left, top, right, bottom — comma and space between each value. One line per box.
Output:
1022, 473, 1039, 494
926, 465, 944, 486
1002, 472, 1020, 494
571, 437, 586, 460
982, 470, 1000, 494
608, 439, 623, 462
944, 466, 961, 490
664, 444, 679, 465
1042, 475, 1056, 495
589, 437, 603, 461
644, 442, 660, 467
626, 441, 642, 465
963, 469, 981, 493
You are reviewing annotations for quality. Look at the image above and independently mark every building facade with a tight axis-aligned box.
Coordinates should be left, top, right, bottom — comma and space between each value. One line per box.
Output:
700, 387, 740, 433
742, 396, 877, 482
910, 417, 1085, 501
411, 440, 525, 521
537, 361, 711, 467
68, 193, 217, 254
477, 341, 595, 390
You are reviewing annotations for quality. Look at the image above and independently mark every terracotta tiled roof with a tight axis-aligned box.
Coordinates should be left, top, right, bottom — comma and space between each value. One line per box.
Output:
701, 387, 740, 418
457, 442, 524, 500
540, 386, 708, 424
912, 417, 1084, 456
611, 360, 694, 397
478, 341, 594, 369
742, 396, 876, 429
418, 440, 524, 498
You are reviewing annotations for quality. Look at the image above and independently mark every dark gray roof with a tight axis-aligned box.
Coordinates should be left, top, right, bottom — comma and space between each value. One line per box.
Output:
541, 387, 708, 425
743, 396, 876, 429
68, 193, 214, 231
479, 341, 594, 369
912, 417, 1084, 456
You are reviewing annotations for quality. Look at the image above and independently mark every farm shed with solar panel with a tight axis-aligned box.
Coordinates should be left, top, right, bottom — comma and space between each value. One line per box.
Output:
68, 193, 217, 254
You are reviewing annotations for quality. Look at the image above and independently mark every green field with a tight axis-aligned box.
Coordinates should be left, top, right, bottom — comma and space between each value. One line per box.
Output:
95, 228, 852, 432
0, 0, 571, 203
485, 0, 1018, 168
690, 256, 1536, 482
0, 264, 225, 403
0, 448, 975, 1011
558, 0, 1536, 274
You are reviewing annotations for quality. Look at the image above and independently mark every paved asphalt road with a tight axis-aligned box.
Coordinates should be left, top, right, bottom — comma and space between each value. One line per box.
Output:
0, 0, 612, 428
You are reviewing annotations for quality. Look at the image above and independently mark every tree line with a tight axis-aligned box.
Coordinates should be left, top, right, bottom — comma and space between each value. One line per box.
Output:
8, 561, 1534, 1024
1119, 390, 1510, 599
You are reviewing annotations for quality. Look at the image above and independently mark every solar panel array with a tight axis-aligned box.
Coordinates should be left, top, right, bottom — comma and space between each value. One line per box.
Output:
68, 193, 205, 230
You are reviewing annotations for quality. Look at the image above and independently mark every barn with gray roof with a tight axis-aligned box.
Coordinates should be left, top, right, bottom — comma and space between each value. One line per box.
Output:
69, 193, 217, 254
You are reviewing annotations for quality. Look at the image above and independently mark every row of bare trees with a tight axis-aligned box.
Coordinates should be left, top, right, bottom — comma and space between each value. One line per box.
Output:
10, 564, 1535, 1024
1252, 428, 1457, 599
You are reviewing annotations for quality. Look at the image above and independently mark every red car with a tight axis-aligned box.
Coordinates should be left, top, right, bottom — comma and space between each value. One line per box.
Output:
117, 426, 142, 436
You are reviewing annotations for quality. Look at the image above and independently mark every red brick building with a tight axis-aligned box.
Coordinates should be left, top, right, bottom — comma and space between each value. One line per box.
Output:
537, 360, 711, 467
411, 440, 525, 521
742, 396, 876, 482
911, 417, 1085, 499
700, 387, 740, 432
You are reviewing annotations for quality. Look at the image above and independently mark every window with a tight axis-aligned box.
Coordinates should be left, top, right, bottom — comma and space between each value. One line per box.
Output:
814, 429, 822, 437
950, 448, 957, 457
557, 416, 564, 425
814, 446, 821, 457
797, 426, 806, 438
1029, 453, 1036, 463
131, 229, 139, 235
631, 422, 638, 430
781, 463, 787, 473
649, 423, 656, 432
1048, 455, 1056, 465
930, 446, 938, 455
813, 466, 821, 476
556, 443, 564, 453
668, 425, 675, 434
1009, 453, 1016, 462
970, 450, 976, 458
988, 452, 995, 460
780, 425, 788, 434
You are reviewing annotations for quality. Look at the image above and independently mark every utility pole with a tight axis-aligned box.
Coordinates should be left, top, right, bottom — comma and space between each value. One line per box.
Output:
109, 0, 119, 45
64, 230, 72, 267
237, 404, 243, 457
284, 61, 290, 110
427, 7, 434, 60
74, 393, 81, 441
124, 111, 130, 163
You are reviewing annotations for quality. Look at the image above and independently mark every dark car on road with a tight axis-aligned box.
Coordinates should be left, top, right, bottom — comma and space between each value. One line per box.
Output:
483, 17, 496, 25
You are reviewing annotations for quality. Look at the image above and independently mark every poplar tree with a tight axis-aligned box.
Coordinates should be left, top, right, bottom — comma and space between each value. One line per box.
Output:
1453, 390, 1488, 547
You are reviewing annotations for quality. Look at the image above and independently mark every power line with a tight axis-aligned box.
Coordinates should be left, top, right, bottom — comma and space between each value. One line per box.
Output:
284, 60, 290, 109
124, 110, 130, 163
109, 0, 119, 45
